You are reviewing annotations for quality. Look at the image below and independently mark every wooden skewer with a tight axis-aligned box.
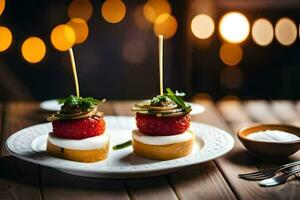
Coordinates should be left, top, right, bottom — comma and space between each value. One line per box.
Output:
159, 34, 164, 96
68, 48, 80, 97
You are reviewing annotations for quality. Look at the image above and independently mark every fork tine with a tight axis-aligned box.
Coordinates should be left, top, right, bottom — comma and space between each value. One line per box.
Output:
239, 173, 273, 179
240, 176, 269, 181
239, 175, 273, 181
239, 168, 274, 176
239, 172, 265, 177
239, 170, 276, 180
239, 170, 274, 177
239, 161, 300, 181
239, 173, 270, 178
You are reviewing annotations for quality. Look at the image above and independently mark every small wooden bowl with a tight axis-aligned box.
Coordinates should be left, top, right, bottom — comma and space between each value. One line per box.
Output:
238, 124, 300, 158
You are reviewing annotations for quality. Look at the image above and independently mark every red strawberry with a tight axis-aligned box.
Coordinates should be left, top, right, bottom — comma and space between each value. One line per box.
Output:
52, 117, 105, 139
136, 113, 190, 136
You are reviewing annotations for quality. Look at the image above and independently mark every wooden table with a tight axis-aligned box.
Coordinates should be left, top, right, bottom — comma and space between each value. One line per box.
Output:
0, 98, 299, 200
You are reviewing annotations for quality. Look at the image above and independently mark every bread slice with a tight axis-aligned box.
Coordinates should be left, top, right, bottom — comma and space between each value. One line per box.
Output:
47, 139, 109, 163
132, 135, 194, 160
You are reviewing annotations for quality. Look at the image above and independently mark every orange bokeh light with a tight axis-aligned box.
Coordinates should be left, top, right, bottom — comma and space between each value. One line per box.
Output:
219, 43, 243, 66
67, 18, 89, 44
0, 26, 12, 52
51, 24, 76, 51
101, 0, 126, 23
68, 0, 93, 21
0, 0, 5, 16
21, 37, 46, 64
154, 13, 177, 39
143, 0, 171, 23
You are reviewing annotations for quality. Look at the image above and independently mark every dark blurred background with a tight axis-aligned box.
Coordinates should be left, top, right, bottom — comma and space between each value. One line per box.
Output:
0, 0, 299, 101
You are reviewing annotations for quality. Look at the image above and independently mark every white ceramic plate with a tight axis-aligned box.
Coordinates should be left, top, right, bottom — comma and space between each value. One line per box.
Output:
40, 99, 61, 111
188, 102, 205, 115
6, 116, 234, 179
40, 100, 205, 115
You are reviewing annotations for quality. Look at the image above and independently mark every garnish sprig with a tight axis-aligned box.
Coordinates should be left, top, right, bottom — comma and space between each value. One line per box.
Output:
48, 95, 105, 121
113, 140, 132, 150
150, 95, 172, 106
60, 95, 106, 112
165, 88, 192, 113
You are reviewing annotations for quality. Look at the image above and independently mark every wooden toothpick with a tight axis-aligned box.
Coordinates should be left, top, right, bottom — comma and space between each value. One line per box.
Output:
68, 48, 80, 97
159, 34, 164, 96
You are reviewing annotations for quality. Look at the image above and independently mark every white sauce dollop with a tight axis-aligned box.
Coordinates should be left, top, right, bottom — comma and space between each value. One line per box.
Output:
247, 130, 300, 143
132, 129, 193, 145
48, 132, 109, 150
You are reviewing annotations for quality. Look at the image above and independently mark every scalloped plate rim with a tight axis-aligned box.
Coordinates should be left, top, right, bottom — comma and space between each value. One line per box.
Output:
5, 116, 234, 177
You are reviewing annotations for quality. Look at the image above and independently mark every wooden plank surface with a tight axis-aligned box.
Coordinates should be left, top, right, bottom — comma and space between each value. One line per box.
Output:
112, 100, 236, 200
3, 100, 298, 200
41, 167, 129, 200
193, 98, 300, 200
169, 162, 236, 200
0, 102, 42, 200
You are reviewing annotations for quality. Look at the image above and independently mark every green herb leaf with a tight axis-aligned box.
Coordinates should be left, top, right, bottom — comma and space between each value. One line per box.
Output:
113, 140, 132, 150
175, 91, 186, 97
150, 95, 170, 105
166, 88, 191, 112
57, 98, 66, 104
60, 95, 106, 112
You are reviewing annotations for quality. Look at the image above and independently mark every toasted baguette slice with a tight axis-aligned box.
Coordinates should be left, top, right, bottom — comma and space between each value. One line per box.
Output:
132, 136, 194, 160
47, 139, 109, 163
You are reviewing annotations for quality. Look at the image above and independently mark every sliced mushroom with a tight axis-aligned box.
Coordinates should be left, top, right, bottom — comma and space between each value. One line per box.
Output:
47, 107, 98, 121
148, 104, 178, 111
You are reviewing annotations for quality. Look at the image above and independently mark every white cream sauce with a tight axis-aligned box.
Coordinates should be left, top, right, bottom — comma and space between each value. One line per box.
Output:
132, 129, 193, 145
247, 130, 300, 143
48, 132, 109, 150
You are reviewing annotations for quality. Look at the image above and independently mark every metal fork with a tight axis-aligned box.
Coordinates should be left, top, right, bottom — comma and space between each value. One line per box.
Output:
238, 160, 300, 181
259, 168, 300, 187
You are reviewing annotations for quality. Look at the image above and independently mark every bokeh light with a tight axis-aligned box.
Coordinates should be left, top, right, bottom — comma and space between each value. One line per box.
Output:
143, 0, 171, 23
191, 14, 215, 39
221, 95, 240, 101
68, 0, 93, 21
219, 43, 243, 66
220, 67, 244, 89
0, 0, 5, 16
51, 24, 76, 51
252, 18, 274, 46
67, 18, 89, 44
21, 37, 46, 64
122, 40, 147, 64
154, 13, 177, 38
219, 12, 250, 43
134, 6, 151, 30
101, 0, 126, 23
0, 26, 12, 52
275, 18, 297, 46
